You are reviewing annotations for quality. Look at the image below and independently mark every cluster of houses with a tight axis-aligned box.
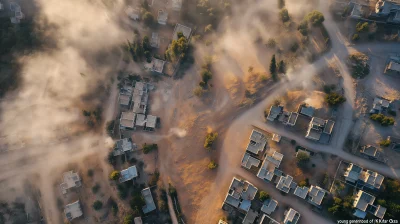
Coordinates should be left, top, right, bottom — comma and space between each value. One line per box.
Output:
267, 104, 335, 144
341, 162, 387, 219
347, 0, 400, 25
119, 81, 158, 132
222, 177, 301, 224
59, 171, 84, 222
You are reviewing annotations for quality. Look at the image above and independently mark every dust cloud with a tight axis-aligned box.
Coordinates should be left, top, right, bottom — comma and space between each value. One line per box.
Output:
0, 0, 133, 222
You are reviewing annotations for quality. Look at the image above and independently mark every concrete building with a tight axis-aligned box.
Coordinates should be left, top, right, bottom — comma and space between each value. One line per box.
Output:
257, 151, 283, 182
157, 10, 168, 25
353, 190, 387, 219
223, 177, 258, 213
60, 171, 81, 194
271, 134, 281, 142
120, 166, 138, 183
344, 163, 384, 190
150, 58, 166, 73
385, 59, 400, 74
243, 209, 259, 224
132, 82, 148, 114
261, 198, 278, 215
267, 105, 283, 121
173, 23, 192, 40
150, 32, 160, 48
258, 214, 280, 224
294, 186, 309, 199
370, 97, 391, 114
299, 105, 315, 117
64, 201, 83, 221
134, 217, 143, 224
241, 152, 261, 170
307, 185, 327, 206
142, 187, 156, 214
305, 117, 335, 143
172, 0, 183, 11
286, 112, 298, 126
246, 129, 268, 156
120, 112, 136, 130
126, 7, 140, 20
276, 175, 295, 193
283, 208, 300, 224
113, 138, 137, 156
145, 115, 157, 131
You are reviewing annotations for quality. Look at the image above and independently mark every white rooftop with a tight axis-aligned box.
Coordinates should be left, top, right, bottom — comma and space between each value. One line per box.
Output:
120, 112, 136, 128
308, 185, 326, 206
294, 186, 309, 199
142, 187, 156, 214
60, 171, 81, 194
246, 129, 267, 155
146, 115, 157, 129
276, 175, 293, 193
257, 151, 283, 181
241, 153, 261, 169
353, 190, 375, 212
261, 199, 278, 215
64, 201, 83, 221
113, 138, 136, 156
151, 58, 165, 73
223, 178, 258, 212
284, 208, 300, 224
120, 166, 138, 183
173, 24, 192, 40
135, 114, 147, 126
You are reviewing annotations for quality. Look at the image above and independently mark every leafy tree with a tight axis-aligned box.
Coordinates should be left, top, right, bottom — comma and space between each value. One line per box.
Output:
379, 139, 391, 147
277, 60, 285, 74
165, 35, 188, 62
296, 152, 310, 166
148, 170, 160, 186
110, 171, 121, 180
204, 132, 218, 150
269, 54, 277, 79
142, 143, 158, 154
130, 195, 145, 210
325, 92, 346, 106
278, 0, 285, 9
266, 38, 276, 48
93, 201, 103, 211
194, 86, 205, 97
356, 22, 369, 33
259, 191, 270, 201
208, 161, 218, 169
142, 36, 151, 51
297, 20, 308, 36
279, 8, 290, 22
352, 34, 360, 41
123, 214, 134, 224
305, 11, 325, 26
370, 114, 395, 126
87, 169, 94, 177
143, 12, 154, 26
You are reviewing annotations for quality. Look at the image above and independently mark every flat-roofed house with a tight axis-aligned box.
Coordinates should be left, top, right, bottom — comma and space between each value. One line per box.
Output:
246, 129, 268, 156
150, 32, 160, 48
359, 170, 385, 190
173, 24, 192, 40
60, 171, 81, 194
172, 0, 183, 11
353, 190, 387, 219
243, 209, 258, 224
145, 115, 157, 131
344, 163, 363, 183
370, 97, 391, 114
307, 185, 327, 206
241, 152, 261, 170
151, 58, 166, 73
142, 187, 156, 214
305, 117, 335, 142
222, 177, 258, 213
120, 112, 136, 130
286, 112, 298, 126
135, 114, 147, 128
386, 60, 400, 74
257, 151, 283, 182
157, 10, 168, 25
126, 7, 140, 20
276, 175, 295, 193
299, 105, 314, 117
294, 186, 309, 199
119, 93, 131, 107
64, 201, 83, 221
283, 208, 300, 224
134, 217, 143, 224
113, 138, 137, 156
261, 198, 278, 215
132, 82, 148, 114
119, 166, 138, 183
267, 105, 283, 121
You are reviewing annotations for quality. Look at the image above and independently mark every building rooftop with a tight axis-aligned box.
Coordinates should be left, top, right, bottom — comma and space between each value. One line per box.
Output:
152, 58, 166, 73
113, 138, 136, 156
308, 185, 326, 206
354, 190, 375, 212
344, 163, 363, 182
150, 32, 159, 48
324, 120, 335, 134
134, 217, 143, 224
276, 175, 294, 193
119, 93, 131, 106
284, 208, 300, 224
172, 0, 183, 10
259, 214, 280, 224
60, 171, 81, 194
272, 134, 281, 142
261, 199, 278, 215
173, 23, 192, 40
294, 186, 309, 199
135, 114, 147, 126
64, 201, 83, 221
299, 105, 314, 117
246, 129, 267, 155
361, 170, 385, 189
132, 82, 148, 114
146, 115, 157, 129
223, 177, 258, 212
267, 106, 283, 121
157, 10, 168, 24
142, 187, 156, 214
243, 209, 258, 224
287, 112, 298, 126
120, 112, 136, 128
388, 60, 400, 72
242, 153, 261, 169
120, 166, 138, 183
361, 145, 378, 157
257, 151, 283, 181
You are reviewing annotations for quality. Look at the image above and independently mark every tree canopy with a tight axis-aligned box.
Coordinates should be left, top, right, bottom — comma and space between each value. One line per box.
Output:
305, 11, 325, 26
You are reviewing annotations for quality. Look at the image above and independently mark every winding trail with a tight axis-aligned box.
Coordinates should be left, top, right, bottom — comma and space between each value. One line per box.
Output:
194, 4, 400, 224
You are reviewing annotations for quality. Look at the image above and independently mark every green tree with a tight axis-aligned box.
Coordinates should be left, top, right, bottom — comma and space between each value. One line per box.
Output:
270, 54, 277, 81
208, 161, 218, 169
123, 214, 134, 224
352, 34, 360, 41
380, 139, 391, 147
259, 191, 270, 201
204, 132, 218, 150
325, 92, 346, 106
305, 11, 325, 26
93, 200, 103, 211
110, 171, 120, 180
142, 143, 158, 154
279, 8, 290, 22
356, 22, 369, 33
278, 0, 285, 9
297, 20, 308, 36
143, 12, 154, 26
277, 60, 285, 74
296, 152, 310, 166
